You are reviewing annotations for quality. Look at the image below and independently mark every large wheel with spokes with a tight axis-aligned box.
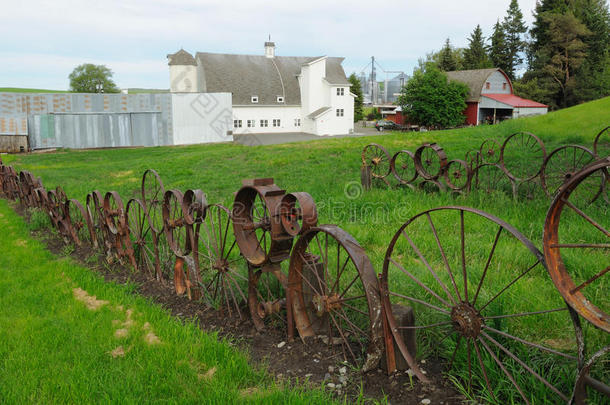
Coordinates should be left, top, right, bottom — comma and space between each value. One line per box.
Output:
126, 198, 156, 276
362, 143, 391, 179
414, 143, 447, 180
500, 131, 546, 181
544, 158, 609, 333
540, 145, 597, 199
470, 163, 515, 196
443, 159, 471, 191
194, 204, 248, 317
289, 225, 384, 372
64, 199, 94, 246
479, 139, 501, 165
142, 169, 165, 234
390, 150, 418, 185
163, 189, 192, 258
381, 207, 580, 403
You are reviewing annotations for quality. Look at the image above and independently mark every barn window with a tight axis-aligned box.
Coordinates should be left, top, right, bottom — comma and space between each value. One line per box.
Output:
251, 96, 259, 103
276, 96, 284, 103
485, 82, 490, 89
503, 82, 507, 90
260, 119, 268, 127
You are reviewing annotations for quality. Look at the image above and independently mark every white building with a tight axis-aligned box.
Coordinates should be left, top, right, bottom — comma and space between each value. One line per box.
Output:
167, 42, 355, 136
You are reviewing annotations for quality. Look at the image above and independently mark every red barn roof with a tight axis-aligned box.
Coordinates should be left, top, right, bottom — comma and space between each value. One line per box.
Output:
483, 94, 548, 108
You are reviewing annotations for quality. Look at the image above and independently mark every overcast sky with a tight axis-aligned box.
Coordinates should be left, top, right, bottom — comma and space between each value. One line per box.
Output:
0, 0, 538, 90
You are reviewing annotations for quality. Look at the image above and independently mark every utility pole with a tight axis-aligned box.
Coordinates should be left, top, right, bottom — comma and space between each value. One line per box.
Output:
371, 56, 376, 105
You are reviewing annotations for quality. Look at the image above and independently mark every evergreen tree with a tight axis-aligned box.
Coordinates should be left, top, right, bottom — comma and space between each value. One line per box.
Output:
348, 73, 364, 122
463, 25, 492, 69
438, 38, 459, 71
530, 0, 571, 62
502, 0, 528, 78
489, 20, 511, 73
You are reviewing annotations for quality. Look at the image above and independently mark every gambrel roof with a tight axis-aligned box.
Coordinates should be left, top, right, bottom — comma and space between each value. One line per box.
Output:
445, 68, 509, 102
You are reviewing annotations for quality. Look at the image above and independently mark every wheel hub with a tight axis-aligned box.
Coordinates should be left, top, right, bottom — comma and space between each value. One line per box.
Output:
451, 302, 483, 338
213, 258, 228, 272
312, 294, 341, 317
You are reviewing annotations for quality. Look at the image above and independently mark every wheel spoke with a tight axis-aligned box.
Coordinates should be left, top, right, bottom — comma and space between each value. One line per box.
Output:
569, 266, 609, 294
479, 260, 541, 312
473, 226, 503, 306
389, 257, 451, 309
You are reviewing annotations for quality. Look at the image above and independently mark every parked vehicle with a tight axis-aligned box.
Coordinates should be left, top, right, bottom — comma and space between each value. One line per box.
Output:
374, 119, 400, 131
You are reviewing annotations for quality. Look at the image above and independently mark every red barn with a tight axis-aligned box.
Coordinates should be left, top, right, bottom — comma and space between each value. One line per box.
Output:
446, 68, 548, 125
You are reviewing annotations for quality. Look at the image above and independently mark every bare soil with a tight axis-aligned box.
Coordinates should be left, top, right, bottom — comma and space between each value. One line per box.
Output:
17, 204, 464, 404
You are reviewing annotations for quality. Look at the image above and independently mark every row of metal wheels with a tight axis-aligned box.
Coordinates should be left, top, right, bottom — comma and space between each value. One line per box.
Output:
1, 156, 607, 403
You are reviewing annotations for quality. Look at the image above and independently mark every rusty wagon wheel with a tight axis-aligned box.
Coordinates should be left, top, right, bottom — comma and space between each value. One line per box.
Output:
86, 191, 105, 250
479, 139, 501, 165
414, 143, 447, 180
279, 192, 318, 237
232, 179, 292, 267
55, 186, 68, 205
182, 189, 207, 226
142, 169, 166, 234
163, 189, 192, 258
500, 131, 547, 181
64, 199, 94, 246
126, 198, 156, 276
540, 145, 597, 199
103, 191, 133, 263
362, 143, 391, 179
46, 189, 63, 229
381, 206, 580, 403
390, 150, 418, 185
465, 149, 482, 172
194, 203, 248, 317
543, 158, 609, 333
289, 224, 384, 372
443, 159, 471, 191
34, 187, 48, 211
470, 163, 515, 196
593, 126, 609, 158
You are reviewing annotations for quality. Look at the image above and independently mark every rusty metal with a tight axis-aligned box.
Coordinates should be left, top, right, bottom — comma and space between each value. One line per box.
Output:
470, 163, 515, 196
500, 131, 547, 181
279, 192, 318, 236
162, 189, 192, 258
232, 178, 292, 267
362, 143, 391, 179
443, 159, 471, 191
141, 169, 166, 234
182, 189, 207, 226
103, 191, 134, 265
540, 145, 597, 199
248, 262, 288, 331
126, 198, 156, 276
479, 139, 501, 165
572, 346, 610, 404
390, 150, 418, 186
64, 199, 94, 246
289, 224, 384, 372
543, 157, 609, 333
593, 126, 609, 158
381, 206, 579, 401
414, 143, 447, 180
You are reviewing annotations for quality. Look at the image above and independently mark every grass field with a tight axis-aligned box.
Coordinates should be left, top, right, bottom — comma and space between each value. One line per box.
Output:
0, 200, 332, 403
3, 96, 609, 403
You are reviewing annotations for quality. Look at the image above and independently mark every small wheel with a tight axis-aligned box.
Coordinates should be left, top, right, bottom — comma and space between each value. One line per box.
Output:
289, 225, 384, 371
65, 199, 94, 246
46, 189, 62, 229
543, 158, 609, 332
34, 187, 48, 211
500, 131, 546, 181
163, 189, 192, 258
470, 163, 515, 196
182, 189, 207, 226
362, 143, 391, 179
479, 139, 501, 165
232, 179, 292, 266
279, 192, 318, 236
414, 143, 447, 180
443, 159, 471, 191
465, 149, 482, 171
541, 145, 597, 198
55, 186, 68, 205
142, 169, 165, 234
194, 204, 248, 316
382, 207, 579, 402
390, 150, 418, 185
593, 126, 609, 158
126, 198, 156, 276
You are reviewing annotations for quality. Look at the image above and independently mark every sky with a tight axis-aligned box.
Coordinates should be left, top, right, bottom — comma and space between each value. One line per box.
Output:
0, 0, 538, 90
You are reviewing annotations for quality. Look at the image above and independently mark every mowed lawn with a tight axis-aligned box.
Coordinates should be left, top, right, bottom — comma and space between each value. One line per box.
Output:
2, 96, 609, 402
0, 200, 331, 403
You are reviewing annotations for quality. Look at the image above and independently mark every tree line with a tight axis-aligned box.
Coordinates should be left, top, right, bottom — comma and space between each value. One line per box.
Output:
425, 0, 610, 110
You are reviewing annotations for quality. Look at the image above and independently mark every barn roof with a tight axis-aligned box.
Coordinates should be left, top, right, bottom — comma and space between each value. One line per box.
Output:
482, 94, 548, 108
167, 49, 197, 66
194, 52, 349, 105
445, 68, 508, 102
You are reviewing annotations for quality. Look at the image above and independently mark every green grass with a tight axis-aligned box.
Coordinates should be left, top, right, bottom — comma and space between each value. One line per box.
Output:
3, 96, 609, 403
0, 88, 69, 93
0, 201, 332, 403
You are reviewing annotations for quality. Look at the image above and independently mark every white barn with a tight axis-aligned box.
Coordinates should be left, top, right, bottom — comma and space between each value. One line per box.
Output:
167, 42, 355, 136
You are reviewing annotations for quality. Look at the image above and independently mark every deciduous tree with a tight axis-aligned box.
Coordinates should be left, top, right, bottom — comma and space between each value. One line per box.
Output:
69, 64, 119, 93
